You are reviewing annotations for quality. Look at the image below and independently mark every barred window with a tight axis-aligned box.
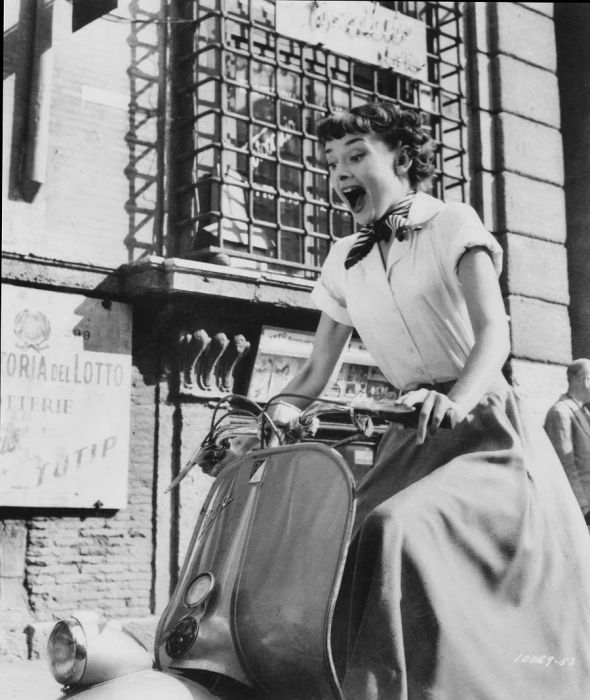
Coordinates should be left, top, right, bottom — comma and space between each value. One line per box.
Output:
172, 1, 465, 278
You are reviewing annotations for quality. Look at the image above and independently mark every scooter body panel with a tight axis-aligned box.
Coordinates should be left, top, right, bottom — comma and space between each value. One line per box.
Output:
156, 443, 355, 700
52, 669, 219, 700
157, 455, 254, 685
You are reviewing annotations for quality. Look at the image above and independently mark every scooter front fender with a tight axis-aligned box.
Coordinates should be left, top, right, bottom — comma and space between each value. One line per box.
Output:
53, 669, 219, 700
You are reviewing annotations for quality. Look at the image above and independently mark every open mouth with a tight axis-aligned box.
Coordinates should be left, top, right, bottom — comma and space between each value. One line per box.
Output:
341, 186, 366, 213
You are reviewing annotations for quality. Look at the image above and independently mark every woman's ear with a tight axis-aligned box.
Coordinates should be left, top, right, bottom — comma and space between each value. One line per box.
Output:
395, 146, 412, 175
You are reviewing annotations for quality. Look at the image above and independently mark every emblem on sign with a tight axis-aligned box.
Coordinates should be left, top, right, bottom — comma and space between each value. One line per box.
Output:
14, 309, 51, 352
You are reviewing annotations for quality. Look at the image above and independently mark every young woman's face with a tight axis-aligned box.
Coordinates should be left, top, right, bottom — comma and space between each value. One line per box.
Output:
324, 133, 410, 226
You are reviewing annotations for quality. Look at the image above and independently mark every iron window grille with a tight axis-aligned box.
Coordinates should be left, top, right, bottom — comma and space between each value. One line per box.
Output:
172, 0, 466, 278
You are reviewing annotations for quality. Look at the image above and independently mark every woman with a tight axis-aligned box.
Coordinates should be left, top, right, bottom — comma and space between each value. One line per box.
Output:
270, 102, 590, 699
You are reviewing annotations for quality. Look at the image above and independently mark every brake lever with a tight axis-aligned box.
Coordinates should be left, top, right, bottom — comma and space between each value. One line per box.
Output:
165, 456, 201, 493
165, 439, 229, 493
351, 411, 375, 438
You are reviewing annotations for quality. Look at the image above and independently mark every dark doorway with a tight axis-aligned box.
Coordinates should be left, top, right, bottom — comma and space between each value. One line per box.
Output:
555, 4, 590, 357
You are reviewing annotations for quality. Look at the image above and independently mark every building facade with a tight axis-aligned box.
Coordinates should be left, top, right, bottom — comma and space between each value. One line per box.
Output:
1, 0, 588, 658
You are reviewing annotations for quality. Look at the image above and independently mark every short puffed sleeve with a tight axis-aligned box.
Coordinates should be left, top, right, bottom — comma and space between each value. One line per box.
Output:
436, 203, 503, 279
310, 238, 354, 326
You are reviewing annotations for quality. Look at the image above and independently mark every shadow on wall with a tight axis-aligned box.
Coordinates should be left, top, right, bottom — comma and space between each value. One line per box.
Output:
124, 0, 166, 263
76, 286, 165, 388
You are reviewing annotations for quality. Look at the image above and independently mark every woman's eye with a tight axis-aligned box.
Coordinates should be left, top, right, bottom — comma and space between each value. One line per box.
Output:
350, 153, 364, 163
327, 162, 336, 171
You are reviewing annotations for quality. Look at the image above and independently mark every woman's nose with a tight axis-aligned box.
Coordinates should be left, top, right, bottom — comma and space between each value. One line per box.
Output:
336, 165, 350, 181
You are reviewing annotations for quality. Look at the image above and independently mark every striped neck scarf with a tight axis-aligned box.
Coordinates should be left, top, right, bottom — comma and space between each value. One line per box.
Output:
344, 190, 420, 270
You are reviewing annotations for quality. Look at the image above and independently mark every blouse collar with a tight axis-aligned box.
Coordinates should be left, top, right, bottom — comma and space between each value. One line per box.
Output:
345, 192, 447, 275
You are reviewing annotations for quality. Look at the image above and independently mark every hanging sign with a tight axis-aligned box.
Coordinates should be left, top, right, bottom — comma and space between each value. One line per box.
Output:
276, 1, 427, 81
0, 285, 132, 509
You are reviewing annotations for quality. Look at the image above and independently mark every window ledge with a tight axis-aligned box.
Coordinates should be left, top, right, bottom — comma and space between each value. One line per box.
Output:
2, 252, 317, 310
122, 256, 317, 309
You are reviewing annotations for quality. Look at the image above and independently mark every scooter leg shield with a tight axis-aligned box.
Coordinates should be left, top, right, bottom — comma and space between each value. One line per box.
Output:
156, 443, 355, 700
232, 444, 355, 700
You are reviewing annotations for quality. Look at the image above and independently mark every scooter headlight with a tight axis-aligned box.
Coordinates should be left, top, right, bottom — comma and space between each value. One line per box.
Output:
47, 612, 152, 688
184, 572, 215, 608
47, 618, 87, 685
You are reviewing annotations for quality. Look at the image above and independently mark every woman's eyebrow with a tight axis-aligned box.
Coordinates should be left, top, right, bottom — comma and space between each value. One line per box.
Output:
324, 136, 366, 155
344, 137, 365, 147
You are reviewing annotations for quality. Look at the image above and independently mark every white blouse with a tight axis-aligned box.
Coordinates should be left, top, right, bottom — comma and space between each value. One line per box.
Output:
310, 192, 503, 391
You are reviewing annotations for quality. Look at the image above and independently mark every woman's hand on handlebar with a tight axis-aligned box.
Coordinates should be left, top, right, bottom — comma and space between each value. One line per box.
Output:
261, 401, 303, 446
396, 389, 466, 445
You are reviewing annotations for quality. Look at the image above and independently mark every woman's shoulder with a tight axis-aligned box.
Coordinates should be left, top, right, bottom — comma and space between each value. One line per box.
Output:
421, 197, 502, 274
409, 193, 480, 231
431, 200, 483, 229
421, 198, 490, 245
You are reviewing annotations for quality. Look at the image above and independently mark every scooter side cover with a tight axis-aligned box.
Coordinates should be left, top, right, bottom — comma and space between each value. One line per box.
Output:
156, 444, 355, 699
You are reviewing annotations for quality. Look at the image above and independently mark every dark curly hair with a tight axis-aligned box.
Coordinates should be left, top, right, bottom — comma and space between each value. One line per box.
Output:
316, 102, 437, 188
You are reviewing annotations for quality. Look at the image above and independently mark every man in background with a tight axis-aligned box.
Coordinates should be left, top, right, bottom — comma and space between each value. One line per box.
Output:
544, 358, 590, 525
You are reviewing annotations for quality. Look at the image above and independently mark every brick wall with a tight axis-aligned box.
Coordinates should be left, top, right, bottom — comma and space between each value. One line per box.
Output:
178, 404, 218, 570
0, 359, 158, 658
151, 366, 220, 613
465, 2, 570, 423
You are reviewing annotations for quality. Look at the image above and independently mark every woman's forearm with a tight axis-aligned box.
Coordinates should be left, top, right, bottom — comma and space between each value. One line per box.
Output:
268, 312, 352, 411
277, 359, 335, 410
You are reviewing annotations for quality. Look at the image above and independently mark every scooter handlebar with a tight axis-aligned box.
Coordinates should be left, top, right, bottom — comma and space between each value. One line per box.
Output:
375, 403, 454, 430
172, 396, 456, 487
297, 401, 453, 432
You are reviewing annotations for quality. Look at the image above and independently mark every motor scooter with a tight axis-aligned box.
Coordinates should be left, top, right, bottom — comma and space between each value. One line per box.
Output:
45, 394, 433, 699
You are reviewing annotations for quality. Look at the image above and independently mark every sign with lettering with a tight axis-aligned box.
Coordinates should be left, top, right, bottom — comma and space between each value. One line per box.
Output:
248, 326, 400, 409
276, 1, 427, 81
0, 285, 132, 508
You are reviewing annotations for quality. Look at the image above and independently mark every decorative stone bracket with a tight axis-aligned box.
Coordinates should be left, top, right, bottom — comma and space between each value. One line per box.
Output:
178, 329, 251, 397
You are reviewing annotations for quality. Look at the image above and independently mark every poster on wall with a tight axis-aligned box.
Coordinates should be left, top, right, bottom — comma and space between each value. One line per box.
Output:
248, 326, 401, 410
0, 285, 132, 509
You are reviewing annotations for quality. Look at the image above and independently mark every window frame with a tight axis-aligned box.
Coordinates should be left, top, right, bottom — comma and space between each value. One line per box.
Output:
171, 0, 467, 279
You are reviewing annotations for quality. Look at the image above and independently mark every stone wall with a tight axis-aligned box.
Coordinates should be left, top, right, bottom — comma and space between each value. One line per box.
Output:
465, 2, 570, 423
0, 359, 157, 658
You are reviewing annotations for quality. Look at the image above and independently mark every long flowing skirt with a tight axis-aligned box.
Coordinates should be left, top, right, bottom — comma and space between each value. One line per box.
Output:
336, 380, 590, 700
